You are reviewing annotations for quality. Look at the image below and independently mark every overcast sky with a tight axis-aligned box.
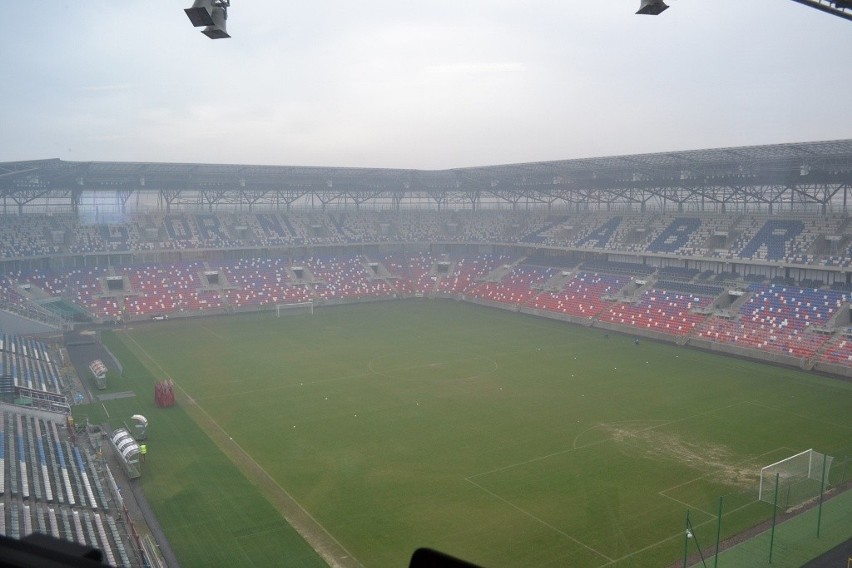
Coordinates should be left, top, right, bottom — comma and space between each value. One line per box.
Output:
1, 1, 850, 169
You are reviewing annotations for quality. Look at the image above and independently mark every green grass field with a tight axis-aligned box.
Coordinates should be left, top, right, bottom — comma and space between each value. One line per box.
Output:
75, 300, 852, 567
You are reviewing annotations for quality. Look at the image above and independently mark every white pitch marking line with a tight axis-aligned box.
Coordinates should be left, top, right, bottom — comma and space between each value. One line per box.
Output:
122, 332, 362, 568
464, 477, 614, 563
468, 401, 751, 481
744, 400, 852, 432
656, 493, 715, 517
658, 446, 793, 496
200, 325, 225, 340
655, 445, 795, 522
596, 496, 773, 568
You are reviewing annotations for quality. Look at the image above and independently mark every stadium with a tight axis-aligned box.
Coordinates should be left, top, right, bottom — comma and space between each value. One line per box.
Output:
0, 140, 851, 567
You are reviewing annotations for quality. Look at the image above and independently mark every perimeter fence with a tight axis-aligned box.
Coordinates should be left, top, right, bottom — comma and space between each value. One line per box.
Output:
683, 449, 851, 568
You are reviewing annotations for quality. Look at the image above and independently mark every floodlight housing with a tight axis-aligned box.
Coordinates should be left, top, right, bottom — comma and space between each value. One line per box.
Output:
201, 6, 230, 39
185, 0, 215, 27
637, 0, 669, 15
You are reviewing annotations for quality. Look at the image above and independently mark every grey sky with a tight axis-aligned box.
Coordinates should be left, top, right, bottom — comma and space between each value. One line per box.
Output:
1, 1, 850, 169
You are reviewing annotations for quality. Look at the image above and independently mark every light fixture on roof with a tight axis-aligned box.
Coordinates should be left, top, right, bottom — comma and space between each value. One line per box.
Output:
185, 0, 215, 26
636, 1, 851, 21
637, 0, 669, 15
185, 0, 231, 39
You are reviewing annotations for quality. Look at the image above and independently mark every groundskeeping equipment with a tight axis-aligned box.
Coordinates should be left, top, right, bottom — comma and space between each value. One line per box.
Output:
758, 448, 834, 509
155, 380, 175, 407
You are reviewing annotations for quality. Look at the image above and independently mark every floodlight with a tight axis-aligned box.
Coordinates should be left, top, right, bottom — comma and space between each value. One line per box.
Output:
637, 0, 669, 15
201, 7, 230, 39
186, 0, 231, 39
185, 0, 215, 27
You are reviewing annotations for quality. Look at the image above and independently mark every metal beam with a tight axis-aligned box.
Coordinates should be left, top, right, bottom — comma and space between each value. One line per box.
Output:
788, 0, 852, 22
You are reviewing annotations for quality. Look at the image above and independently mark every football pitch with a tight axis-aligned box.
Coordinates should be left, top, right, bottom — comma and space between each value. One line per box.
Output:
79, 300, 852, 567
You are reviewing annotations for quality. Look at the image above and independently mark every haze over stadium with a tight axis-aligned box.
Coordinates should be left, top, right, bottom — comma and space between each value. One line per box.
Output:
1, 2, 852, 568
1, 0, 851, 168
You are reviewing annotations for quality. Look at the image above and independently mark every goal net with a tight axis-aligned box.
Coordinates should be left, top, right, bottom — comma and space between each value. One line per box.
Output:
276, 301, 314, 317
758, 449, 833, 508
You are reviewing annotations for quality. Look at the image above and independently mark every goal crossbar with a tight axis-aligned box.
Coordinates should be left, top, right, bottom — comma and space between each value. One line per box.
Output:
276, 301, 314, 317
758, 448, 834, 505
761, 449, 814, 473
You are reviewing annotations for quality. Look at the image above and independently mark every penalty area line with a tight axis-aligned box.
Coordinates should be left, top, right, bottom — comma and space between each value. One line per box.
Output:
596, 494, 776, 568
656, 446, 794, 524
464, 477, 613, 563
658, 446, 794, 496
468, 401, 752, 481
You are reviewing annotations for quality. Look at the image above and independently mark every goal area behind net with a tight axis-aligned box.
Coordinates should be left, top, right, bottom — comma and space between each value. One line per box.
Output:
758, 449, 834, 508
275, 301, 314, 317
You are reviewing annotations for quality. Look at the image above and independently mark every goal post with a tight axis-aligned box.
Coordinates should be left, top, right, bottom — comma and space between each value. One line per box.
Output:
758, 449, 833, 508
276, 301, 314, 317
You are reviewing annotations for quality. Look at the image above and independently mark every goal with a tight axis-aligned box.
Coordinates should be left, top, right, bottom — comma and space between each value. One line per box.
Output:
276, 301, 314, 317
758, 449, 833, 507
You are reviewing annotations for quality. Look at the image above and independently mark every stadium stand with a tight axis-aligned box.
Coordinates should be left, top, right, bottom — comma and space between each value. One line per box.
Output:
0, 215, 66, 258
467, 265, 556, 306
657, 266, 701, 281
4, 208, 852, 373
598, 286, 714, 336
2, 210, 852, 266
582, 260, 654, 277
63, 268, 122, 320
527, 272, 628, 320
215, 258, 310, 308
606, 215, 653, 252
523, 215, 571, 245
307, 256, 395, 301
0, 406, 135, 566
0, 277, 31, 314
647, 217, 702, 254
237, 212, 296, 247
737, 219, 805, 261
437, 255, 511, 295
0, 333, 62, 394
818, 334, 852, 365
379, 253, 437, 295
70, 223, 142, 254
695, 284, 847, 359
576, 216, 622, 248
521, 254, 580, 269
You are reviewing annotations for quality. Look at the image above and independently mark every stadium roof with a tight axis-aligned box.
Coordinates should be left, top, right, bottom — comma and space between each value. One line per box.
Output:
2, 139, 852, 211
